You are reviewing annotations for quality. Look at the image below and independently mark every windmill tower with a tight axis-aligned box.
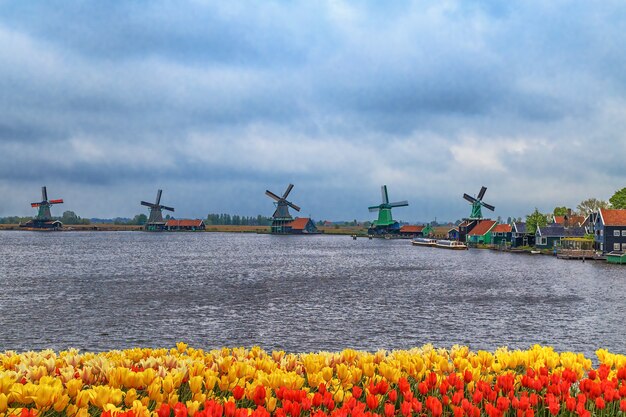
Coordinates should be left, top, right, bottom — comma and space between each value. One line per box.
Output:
141, 189, 174, 231
368, 185, 409, 235
24, 186, 64, 229
463, 186, 495, 219
265, 184, 301, 234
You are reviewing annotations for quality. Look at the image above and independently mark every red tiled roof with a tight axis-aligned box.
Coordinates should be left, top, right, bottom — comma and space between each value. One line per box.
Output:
600, 208, 626, 226
166, 219, 205, 227
467, 220, 497, 236
491, 224, 512, 233
400, 225, 425, 233
554, 215, 585, 226
287, 217, 311, 230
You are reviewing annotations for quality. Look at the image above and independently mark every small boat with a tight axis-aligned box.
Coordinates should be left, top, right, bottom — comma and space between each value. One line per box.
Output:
435, 239, 468, 250
530, 250, 541, 254
411, 238, 437, 247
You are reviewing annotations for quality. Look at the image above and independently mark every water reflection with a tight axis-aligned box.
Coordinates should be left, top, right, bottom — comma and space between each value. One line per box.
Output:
0, 231, 624, 356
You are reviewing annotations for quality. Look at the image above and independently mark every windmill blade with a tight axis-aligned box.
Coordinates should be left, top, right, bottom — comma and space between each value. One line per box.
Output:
286, 201, 301, 212
31, 203, 42, 207
49, 199, 64, 204
265, 190, 282, 202
155, 189, 162, 205
463, 193, 478, 204
368, 207, 380, 212
282, 183, 294, 199
389, 200, 409, 208
161, 205, 175, 212
381, 185, 389, 205
477, 186, 487, 200
481, 202, 495, 211
42, 186, 48, 201
141, 201, 156, 207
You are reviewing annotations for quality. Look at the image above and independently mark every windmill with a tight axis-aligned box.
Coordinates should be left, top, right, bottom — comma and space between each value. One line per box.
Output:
31, 186, 63, 221
463, 186, 495, 219
141, 189, 174, 231
23, 186, 64, 228
265, 184, 301, 233
368, 185, 409, 234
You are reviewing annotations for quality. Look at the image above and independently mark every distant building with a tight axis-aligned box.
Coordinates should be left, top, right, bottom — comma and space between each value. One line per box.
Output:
593, 208, 626, 253
511, 222, 534, 247
399, 225, 427, 237
491, 224, 513, 246
458, 220, 479, 242
535, 225, 586, 249
466, 220, 497, 245
165, 219, 205, 231
447, 227, 459, 240
553, 213, 586, 228
285, 217, 319, 234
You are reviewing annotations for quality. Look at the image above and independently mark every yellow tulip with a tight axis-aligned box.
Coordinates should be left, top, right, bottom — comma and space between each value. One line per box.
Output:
186, 400, 201, 416
189, 376, 203, 394
266, 397, 277, 412
333, 389, 344, 403
0, 393, 7, 413
125, 389, 138, 407
66, 379, 83, 398
53, 394, 70, 412
321, 367, 333, 383
162, 376, 174, 394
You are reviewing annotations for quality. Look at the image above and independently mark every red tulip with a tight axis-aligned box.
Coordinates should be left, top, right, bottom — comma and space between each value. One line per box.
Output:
158, 404, 171, 417
224, 402, 236, 417
384, 403, 395, 417
366, 395, 379, 410
233, 386, 245, 401
595, 397, 605, 410
353, 386, 363, 399
388, 390, 398, 403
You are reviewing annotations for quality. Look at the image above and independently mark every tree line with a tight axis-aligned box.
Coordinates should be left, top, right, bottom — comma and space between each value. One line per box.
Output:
205, 213, 273, 226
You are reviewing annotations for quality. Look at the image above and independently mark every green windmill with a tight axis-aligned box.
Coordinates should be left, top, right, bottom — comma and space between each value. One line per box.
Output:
367, 185, 409, 234
463, 186, 495, 219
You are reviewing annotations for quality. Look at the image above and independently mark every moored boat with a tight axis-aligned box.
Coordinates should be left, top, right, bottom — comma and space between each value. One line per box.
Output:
411, 237, 437, 247
435, 239, 468, 250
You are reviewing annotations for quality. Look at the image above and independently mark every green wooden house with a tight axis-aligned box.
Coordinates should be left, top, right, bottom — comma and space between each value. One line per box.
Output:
491, 223, 513, 246
466, 220, 497, 244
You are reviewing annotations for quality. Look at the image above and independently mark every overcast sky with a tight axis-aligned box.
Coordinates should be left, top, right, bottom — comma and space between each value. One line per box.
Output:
1, 1, 625, 222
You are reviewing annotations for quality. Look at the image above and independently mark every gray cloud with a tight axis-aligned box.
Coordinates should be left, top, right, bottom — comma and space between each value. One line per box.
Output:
1, 0, 625, 221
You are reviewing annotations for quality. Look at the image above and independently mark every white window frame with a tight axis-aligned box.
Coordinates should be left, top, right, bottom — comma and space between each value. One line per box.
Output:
614, 243, 621, 251
614, 230, 621, 237
622, 230, 626, 236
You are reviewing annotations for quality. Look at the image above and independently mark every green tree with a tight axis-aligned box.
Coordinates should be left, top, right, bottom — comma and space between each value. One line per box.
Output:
526, 208, 548, 234
131, 214, 147, 225
552, 207, 569, 216
576, 198, 609, 215
609, 188, 626, 209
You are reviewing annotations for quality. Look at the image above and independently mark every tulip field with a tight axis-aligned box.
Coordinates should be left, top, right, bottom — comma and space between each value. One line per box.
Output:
1, 344, 625, 417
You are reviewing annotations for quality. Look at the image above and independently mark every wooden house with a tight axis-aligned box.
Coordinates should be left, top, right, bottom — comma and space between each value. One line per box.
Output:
458, 220, 478, 242
285, 217, 319, 234
553, 213, 586, 228
447, 227, 459, 240
466, 220, 497, 245
511, 222, 534, 247
166, 219, 206, 231
490, 223, 512, 246
536, 225, 586, 249
593, 208, 626, 253
399, 225, 426, 237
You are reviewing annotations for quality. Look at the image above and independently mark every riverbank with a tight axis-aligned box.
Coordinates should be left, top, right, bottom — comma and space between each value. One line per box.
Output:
0, 223, 368, 235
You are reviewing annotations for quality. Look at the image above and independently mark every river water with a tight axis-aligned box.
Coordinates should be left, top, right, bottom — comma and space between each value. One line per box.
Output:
0, 231, 624, 357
